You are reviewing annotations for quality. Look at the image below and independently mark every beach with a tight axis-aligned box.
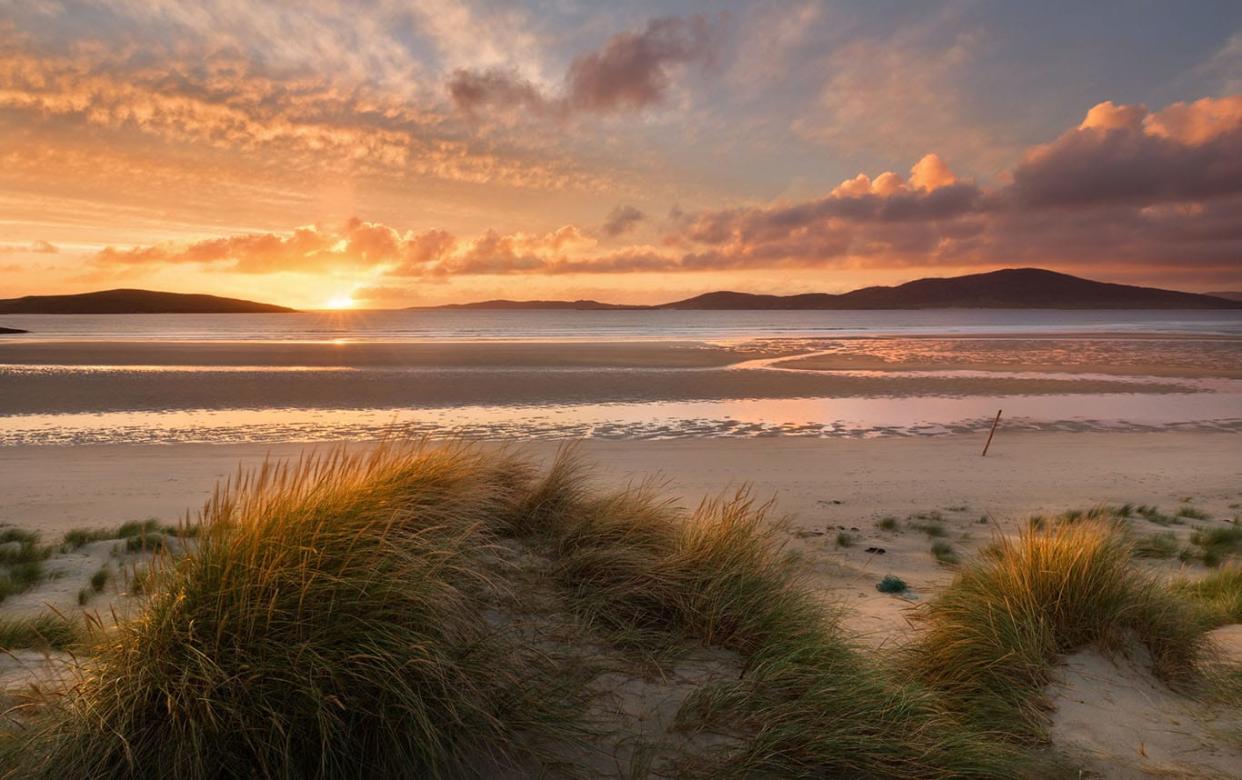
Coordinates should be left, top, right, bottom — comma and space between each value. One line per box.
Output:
3, 313, 1242, 776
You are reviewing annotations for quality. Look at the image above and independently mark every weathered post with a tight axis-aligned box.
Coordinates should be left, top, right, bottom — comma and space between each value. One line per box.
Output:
981, 409, 1002, 457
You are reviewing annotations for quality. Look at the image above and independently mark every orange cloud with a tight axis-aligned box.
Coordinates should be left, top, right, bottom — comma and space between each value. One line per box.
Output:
0, 240, 58, 254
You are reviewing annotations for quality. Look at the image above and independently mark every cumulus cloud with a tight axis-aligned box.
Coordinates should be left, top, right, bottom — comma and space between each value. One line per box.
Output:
449, 15, 720, 118
1010, 96, 1242, 207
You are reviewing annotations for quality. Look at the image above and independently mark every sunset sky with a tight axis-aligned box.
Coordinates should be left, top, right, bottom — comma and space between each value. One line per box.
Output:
1, 1, 1240, 308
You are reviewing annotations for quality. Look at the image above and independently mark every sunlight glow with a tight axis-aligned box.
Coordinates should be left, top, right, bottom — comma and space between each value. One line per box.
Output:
324, 294, 355, 310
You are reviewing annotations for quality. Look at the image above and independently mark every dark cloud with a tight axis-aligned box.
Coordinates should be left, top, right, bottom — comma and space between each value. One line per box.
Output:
601, 204, 646, 236
564, 16, 716, 112
448, 15, 720, 118
446, 68, 554, 117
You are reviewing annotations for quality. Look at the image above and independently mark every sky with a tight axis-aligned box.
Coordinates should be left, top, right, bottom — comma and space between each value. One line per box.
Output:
1, 0, 1240, 309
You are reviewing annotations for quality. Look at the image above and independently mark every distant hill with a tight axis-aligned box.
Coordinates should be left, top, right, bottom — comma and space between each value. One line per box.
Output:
0, 289, 295, 314
422, 299, 638, 311
658, 269, 1242, 310
0, 325, 27, 334
1208, 291, 1242, 302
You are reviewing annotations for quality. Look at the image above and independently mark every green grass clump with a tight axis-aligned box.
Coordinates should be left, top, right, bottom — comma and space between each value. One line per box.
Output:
61, 528, 117, 550
909, 516, 947, 538
3, 445, 581, 778
1136, 505, 1180, 526
876, 575, 908, 594
64, 522, 199, 551
835, 531, 854, 548
1190, 525, 1242, 567
0, 529, 50, 605
907, 516, 1207, 740
1175, 567, 1242, 628
931, 541, 959, 566
123, 533, 168, 553
1133, 531, 1179, 559
113, 519, 163, 539
0, 614, 79, 651
876, 516, 899, 531
1178, 505, 1211, 521
89, 566, 111, 594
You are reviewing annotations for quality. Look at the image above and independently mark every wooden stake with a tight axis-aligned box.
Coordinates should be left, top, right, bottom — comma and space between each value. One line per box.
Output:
981, 409, 1002, 456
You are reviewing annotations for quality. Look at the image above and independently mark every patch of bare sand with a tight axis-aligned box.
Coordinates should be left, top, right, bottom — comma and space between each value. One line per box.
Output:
1049, 648, 1242, 779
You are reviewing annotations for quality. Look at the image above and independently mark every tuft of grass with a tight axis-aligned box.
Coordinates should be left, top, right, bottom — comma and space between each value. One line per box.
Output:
113, 519, 163, 539
1175, 567, 1242, 628
123, 533, 168, 554
88, 566, 111, 594
908, 514, 947, 538
1136, 505, 1181, 526
64, 522, 200, 552
1178, 505, 1211, 521
0, 529, 51, 604
876, 574, 908, 594
834, 531, 855, 548
0, 614, 80, 651
1189, 525, 1242, 567
930, 541, 959, 566
876, 516, 899, 531
61, 528, 117, 550
76, 589, 89, 606
906, 516, 1207, 740
1133, 531, 1179, 559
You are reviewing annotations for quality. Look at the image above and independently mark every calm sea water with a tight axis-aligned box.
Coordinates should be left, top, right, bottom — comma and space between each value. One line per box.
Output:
3, 309, 1242, 342
3, 310, 1241, 445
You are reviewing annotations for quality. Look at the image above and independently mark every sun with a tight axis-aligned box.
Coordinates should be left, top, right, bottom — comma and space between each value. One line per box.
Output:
324, 293, 355, 310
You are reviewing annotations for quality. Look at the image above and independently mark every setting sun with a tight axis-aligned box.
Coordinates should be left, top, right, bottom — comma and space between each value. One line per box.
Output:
324, 294, 355, 310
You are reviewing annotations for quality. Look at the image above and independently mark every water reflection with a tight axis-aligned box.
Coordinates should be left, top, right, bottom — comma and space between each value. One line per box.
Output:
2, 392, 1239, 446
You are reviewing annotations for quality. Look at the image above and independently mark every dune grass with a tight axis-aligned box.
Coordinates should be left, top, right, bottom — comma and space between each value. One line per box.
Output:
62, 520, 199, 552
1189, 524, 1242, 567
1132, 530, 1179, 559
930, 540, 959, 566
3, 445, 584, 778
513, 454, 1031, 777
0, 614, 80, 651
1175, 566, 1242, 628
906, 517, 1208, 741
0, 529, 51, 604
12, 445, 1173, 777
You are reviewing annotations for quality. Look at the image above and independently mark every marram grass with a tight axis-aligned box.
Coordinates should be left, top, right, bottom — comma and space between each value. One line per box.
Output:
5, 444, 1219, 778
1, 444, 578, 779
514, 453, 1034, 778
906, 516, 1208, 741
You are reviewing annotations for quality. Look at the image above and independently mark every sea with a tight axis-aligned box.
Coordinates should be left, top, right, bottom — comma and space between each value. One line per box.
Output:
1, 309, 1241, 445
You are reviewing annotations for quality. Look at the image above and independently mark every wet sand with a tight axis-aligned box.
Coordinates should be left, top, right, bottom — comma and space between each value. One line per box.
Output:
0, 339, 1210, 416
